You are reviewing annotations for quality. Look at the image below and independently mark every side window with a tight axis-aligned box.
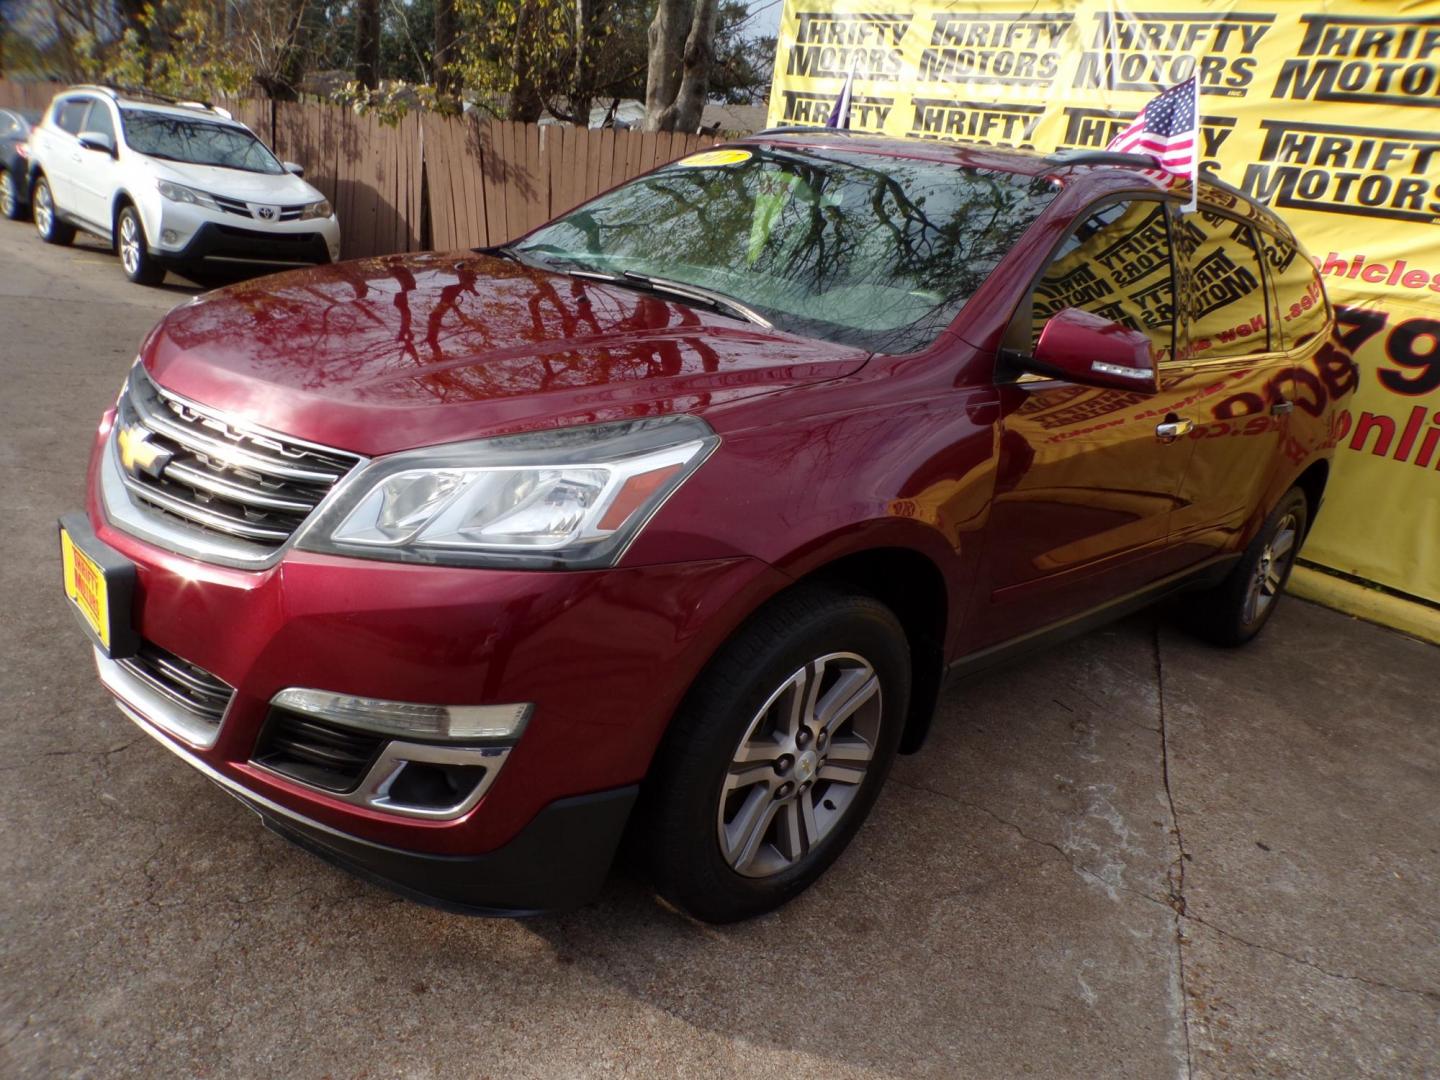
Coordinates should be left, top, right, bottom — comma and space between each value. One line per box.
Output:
83, 102, 116, 141
1022, 199, 1175, 364
1174, 211, 1270, 360
54, 97, 92, 135
1264, 232, 1328, 349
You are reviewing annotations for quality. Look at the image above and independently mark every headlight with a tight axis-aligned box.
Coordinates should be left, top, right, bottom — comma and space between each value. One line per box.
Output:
299, 198, 331, 220
295, 416, 718, 569
155, 179, 218, 209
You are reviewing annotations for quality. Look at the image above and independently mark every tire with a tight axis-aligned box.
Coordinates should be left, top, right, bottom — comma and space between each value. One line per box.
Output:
1181, 487, 1309, 647
646, 584, 911, 923
32, 176, 75, 245
1, 169, 24, 220
116, 205, 165, 285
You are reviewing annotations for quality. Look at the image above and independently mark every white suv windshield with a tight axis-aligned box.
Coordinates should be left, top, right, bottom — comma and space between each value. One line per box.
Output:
120, 110, 282, 174
515, 145, 1058, 353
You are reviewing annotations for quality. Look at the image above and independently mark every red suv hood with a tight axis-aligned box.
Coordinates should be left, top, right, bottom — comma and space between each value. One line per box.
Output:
142, 253, 869, 457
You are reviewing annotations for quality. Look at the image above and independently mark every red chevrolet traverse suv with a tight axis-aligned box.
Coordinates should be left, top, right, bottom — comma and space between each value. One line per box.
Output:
59, 133, 1352, 922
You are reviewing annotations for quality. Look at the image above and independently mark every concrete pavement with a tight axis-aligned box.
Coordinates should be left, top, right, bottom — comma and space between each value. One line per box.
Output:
1, 222, 1435, 1079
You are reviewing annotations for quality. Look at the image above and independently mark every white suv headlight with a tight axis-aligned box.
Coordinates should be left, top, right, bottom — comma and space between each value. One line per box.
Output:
155, 179, 219, 210
299, 199, 331, 220
295, 416, 717, 569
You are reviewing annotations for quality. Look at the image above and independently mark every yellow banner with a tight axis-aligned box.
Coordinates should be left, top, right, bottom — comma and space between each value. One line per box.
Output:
767, 0, 1440, 605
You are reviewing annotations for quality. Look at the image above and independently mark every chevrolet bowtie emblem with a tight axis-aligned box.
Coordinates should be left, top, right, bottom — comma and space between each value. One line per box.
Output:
117, 424, 173, 479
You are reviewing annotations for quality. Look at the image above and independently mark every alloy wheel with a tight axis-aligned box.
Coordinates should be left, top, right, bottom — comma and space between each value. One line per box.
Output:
33, 181, 52, 236
0, 173, 14, 218
718, 651, 882, 878
1243, 511, 1298, 625
119, 213, 141, 277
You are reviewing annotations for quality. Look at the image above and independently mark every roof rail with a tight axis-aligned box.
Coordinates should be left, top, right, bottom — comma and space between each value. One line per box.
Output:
1044, 149, 1160, 168
71, 82, 228, 116
753, 125, 866, 138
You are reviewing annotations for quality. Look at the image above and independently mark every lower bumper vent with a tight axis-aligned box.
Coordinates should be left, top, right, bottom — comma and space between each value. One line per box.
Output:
253, 709, 384, 793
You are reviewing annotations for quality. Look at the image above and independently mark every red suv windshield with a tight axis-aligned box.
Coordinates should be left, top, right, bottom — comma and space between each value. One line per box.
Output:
517, 146, 1058, 353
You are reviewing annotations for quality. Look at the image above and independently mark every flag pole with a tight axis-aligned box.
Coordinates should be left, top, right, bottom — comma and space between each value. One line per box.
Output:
1185, 66, 1200, 213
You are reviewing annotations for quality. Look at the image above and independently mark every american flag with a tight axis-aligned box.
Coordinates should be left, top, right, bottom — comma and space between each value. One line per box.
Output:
1106, 75, 1200, 209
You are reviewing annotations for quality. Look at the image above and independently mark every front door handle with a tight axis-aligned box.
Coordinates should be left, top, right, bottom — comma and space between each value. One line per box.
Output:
1156, 418, 1194, 441
1271, 399, 1294, 415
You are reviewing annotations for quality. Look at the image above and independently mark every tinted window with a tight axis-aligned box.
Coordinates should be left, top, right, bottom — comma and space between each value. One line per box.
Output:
516, 146, 1058, 353
119, 110, 282, 174
83, 101, 115, 141
54, 98, 93, 135
1024, 199, 1175, 363
1264, 233, 1327, 349
1174, 210, 1269, 360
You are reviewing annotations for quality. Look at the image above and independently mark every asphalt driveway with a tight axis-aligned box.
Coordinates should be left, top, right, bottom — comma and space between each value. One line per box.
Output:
1, 224, 1436, 1079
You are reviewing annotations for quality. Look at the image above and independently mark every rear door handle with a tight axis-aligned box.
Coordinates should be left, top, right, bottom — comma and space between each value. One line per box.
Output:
1271, 400, 1294, 415
1156, 418, 1194, 441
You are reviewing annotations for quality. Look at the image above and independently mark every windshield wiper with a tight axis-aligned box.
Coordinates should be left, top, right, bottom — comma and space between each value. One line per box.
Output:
620, 271, 772, 328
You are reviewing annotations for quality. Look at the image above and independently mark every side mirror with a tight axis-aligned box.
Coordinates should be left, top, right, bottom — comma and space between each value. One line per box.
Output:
1027, 307, 1159, 394
77, 131, 116, 157
283, 161, 305, 177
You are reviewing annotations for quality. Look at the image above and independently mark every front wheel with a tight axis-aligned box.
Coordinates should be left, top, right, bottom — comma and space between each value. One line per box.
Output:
32, 177, 75, 244
117, 205, 164, 285
646, 585, 911, 923
1182, 488, 1308, 647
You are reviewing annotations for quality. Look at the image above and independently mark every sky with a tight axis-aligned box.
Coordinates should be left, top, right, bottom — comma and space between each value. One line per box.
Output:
746, 0, 784, 41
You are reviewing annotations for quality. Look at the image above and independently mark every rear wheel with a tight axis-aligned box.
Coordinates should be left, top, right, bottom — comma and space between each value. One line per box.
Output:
1182, 487, 1308, 647
646, 585, 910, 923
32, 176, 75, 244
117, 205, 164, 285
1, 170, 23, 220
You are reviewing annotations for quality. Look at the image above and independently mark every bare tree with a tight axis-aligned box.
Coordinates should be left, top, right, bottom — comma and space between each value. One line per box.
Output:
644, 0, 719, 132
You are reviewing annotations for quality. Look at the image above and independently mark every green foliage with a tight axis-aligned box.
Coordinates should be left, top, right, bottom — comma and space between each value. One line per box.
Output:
87, 2, 252, 99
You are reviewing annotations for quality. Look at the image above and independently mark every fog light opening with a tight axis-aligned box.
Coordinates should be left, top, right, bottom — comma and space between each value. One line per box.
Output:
161, 229, 180, 245
385, 760, 489, 811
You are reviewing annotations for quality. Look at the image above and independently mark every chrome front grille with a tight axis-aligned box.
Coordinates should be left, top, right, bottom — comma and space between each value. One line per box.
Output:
208, 191, 308, 222
111, 365, 360, 558
211, 193, 253, 218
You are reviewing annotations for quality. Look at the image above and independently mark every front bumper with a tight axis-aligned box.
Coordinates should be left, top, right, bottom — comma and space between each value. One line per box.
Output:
76, 412, 789, 910
149, 198, 341, 264
111, 673, 636, 914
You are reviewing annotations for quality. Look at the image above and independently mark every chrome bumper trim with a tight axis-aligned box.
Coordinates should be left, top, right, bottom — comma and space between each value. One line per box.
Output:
253, 740, 512, 821
95, 646, 226, 749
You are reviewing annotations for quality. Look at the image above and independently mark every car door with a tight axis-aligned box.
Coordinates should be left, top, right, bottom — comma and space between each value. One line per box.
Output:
969, 196, 1197, 648
1159, 208, 1293, 565
42, 95, 95, 211
68, 98, 121, 232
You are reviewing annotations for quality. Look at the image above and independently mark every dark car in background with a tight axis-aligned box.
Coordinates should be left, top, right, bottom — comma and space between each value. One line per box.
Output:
0, 108, 38, 220
59, 133, 1353, 923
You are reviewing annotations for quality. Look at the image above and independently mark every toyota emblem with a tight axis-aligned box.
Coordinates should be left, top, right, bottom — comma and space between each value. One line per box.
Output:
257, 206, 276, 221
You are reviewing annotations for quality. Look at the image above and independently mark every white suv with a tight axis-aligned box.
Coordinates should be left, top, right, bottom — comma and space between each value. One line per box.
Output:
27, 86, 341, 284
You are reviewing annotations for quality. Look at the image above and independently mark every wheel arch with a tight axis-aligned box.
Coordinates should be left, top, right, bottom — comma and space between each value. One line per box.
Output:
797, 546, 949, 754
1292, 459, 1329, 536
111, 191, 138, 251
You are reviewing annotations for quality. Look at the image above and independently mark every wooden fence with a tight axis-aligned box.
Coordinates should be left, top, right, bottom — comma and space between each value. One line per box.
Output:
0, 79, 718, 259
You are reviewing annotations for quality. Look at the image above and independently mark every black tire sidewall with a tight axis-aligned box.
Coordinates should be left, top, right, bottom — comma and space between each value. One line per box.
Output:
119, 207, 163, 285
650, 589, 911, 922
1218, 488, 1309, 645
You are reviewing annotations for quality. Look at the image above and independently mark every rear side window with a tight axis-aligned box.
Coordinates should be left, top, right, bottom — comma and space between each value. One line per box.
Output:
1264, 233, 1328, 349
83, 102, 115, 141
1022, 198, 1176, 364
53, 98, 92, 135
1174, 210, 1270, 360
